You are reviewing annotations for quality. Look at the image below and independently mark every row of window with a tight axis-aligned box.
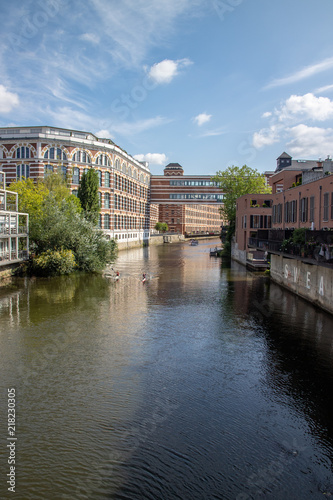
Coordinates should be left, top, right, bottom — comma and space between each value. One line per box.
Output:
114, 174, 149, 197
170, 193, 224, 200
114, 195, 148, 214
113, 214, 148, 230
169, 180, 219, 187
272, 193, 333, 224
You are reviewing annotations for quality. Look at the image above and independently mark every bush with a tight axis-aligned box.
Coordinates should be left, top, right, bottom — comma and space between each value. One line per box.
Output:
292, 228, 306, 245
31, 249, 76, 276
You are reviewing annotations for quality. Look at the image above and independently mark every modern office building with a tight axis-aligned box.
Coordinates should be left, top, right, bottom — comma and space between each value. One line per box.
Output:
0, 171, 29, 266
0, 126, 151, 245
150, 163, 224, 235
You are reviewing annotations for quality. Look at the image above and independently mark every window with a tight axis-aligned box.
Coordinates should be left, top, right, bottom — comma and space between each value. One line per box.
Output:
105, 171, 110, 188
104, 214, 110, 229
300, 197, 308, 223
96, 154, 110, 167
104, 193, 110, 209
98, 170, 102, 187
310, 196, 315, 222
73, 150, 91, 163
61, 166, 67, 179
44, 164, 54, 176
44, 148, 67, 161
323, 192, 329, 221
16, 147, 30, 159
72, 167, 80, 185
115, 159, 120, 169
98, 192, 102, 207
72, 190, 78, 197
17, 164, 30, 180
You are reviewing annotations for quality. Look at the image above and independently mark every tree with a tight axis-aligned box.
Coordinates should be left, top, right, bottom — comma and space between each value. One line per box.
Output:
78, 168, 100, 224
10, 176, 117, 275
211, 165, 271, 256
155, 222, 168, 232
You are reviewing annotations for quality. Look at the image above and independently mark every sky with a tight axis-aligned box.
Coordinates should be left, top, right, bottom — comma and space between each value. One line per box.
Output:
1, 0, 333, 175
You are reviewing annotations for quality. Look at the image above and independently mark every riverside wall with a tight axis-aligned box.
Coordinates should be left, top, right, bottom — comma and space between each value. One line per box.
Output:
117, 234, 185, 251
270, 254, 333, 315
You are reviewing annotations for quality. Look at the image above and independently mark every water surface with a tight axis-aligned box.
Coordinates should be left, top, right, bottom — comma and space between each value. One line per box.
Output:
1, 239, 333, 499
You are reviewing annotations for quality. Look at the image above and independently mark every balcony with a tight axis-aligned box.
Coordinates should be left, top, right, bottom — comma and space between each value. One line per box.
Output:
248, 229, 333, 266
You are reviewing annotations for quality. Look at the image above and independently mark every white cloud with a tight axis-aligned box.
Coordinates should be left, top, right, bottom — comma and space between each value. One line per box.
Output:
277, 93, 333, 122
194, 112, 211, 126
262, 111, 272, 118
264, 57, 333, 89
96, 129, 114, 139
253, 125, 280, 149
252, 93, 333, 150
286, 124, 333, 157
133, 153, 167, 165
0, 84, 19, 113
148, 58, 192, 84
79, 33, 100, 44
315, 84, 333, 94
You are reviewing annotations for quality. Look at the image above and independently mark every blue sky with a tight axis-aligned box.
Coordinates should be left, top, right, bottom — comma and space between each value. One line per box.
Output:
1, 0, 333, 175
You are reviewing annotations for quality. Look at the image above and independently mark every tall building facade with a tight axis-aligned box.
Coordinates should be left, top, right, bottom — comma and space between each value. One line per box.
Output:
150, 163, 224, 235
0, 126, 151, 244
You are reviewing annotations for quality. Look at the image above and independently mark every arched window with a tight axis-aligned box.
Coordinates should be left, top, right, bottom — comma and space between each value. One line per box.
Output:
73, 150, 91, 163
104, 193, 110, 209
128, 167, 132, 177
122, 163, 126, 173
98, 192, 102, 207
104, 214, 110, 229
105, 171, 110, 188
72, 167, 80, 184
98, 214, 102, 228
115, 159, 120, 169
133, 169, 137, 180
17, 164, 30, 180
96, 154, 111, 167
44, 147, 67, 161
140, 174, 144, 182
16, 147, 30, 159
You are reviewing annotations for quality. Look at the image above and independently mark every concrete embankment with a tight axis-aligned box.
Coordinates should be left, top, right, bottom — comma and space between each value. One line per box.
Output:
270, 254, 333, 315
116, 233, 185, 251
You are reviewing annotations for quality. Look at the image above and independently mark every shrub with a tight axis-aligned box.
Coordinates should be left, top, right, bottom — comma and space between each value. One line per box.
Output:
31, 249, 76, 276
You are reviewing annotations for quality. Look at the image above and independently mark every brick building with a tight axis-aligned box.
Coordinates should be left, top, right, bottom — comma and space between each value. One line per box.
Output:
0, 126, 151, 245
234, 152, 333, 266
150, 163, 224, 235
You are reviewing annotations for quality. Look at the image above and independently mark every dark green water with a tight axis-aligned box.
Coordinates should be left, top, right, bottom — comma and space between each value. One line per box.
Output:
1, 239, 333, 499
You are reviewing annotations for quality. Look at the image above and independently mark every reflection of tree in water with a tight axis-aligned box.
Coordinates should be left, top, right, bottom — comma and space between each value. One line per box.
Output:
0, 273, 112, 326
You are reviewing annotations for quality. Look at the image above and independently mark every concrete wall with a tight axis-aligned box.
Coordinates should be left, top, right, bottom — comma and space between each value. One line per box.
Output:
117, 233, 185, 250
270, 254, 333, 314
231, 241, 247, 266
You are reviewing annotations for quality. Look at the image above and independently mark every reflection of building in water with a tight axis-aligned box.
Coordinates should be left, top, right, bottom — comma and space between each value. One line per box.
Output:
0, 286, 29, 326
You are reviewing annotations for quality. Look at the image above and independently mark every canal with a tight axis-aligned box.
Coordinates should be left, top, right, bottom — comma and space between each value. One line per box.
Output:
1, 238, 333, 499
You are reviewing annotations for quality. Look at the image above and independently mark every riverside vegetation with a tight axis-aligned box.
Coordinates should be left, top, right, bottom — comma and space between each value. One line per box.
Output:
9, 171, 117, 276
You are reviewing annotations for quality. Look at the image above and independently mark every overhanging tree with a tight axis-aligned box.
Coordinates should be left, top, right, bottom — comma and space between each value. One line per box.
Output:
78, 168, 100, 224
212, 165, 271, 255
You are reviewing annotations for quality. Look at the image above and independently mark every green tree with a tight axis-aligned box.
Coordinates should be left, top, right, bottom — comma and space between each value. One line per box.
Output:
212, 165, 271, 256
78, 168, 100, 224
155, 222, 168, 232
9, 178, 49, 221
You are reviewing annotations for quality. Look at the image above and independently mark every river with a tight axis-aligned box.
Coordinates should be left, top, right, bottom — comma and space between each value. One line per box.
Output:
1, 238, 333, 499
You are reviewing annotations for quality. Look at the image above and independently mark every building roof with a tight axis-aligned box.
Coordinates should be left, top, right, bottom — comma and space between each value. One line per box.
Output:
277, 152, 292, 160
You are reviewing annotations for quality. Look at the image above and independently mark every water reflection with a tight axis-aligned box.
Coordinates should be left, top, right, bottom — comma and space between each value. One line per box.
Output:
0, 240, 333, 499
